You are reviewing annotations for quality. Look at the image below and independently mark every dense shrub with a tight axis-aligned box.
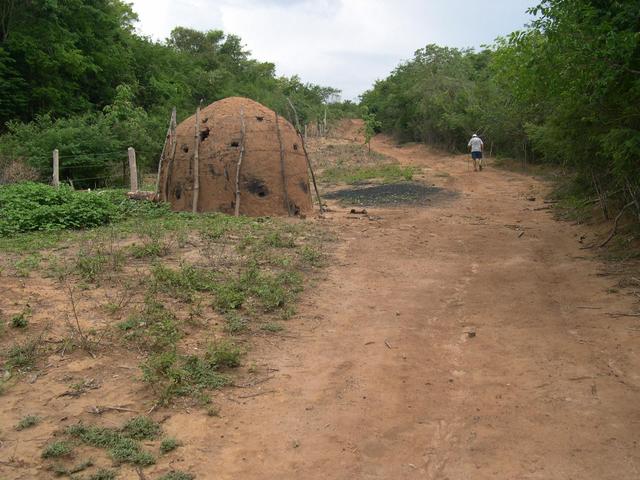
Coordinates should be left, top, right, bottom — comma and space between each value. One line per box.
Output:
0, 182, 169, 235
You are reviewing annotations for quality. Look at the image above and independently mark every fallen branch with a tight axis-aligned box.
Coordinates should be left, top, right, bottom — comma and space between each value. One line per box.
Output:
384, 339, 392, 349
89, 405, 139, 415
233, 376, 275, 389
606, 312, 640, 318
237, 390, 276, 399
599, 201, 634, 248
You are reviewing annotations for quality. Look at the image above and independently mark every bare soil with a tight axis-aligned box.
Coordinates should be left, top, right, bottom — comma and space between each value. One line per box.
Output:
185, 135, 640, 479
2, 131, 640, 479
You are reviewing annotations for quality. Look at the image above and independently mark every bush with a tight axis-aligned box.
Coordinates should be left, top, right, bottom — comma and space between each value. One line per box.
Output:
0, 183, 115, 235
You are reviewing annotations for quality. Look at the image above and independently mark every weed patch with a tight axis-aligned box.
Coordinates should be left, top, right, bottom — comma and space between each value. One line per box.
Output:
65, 417, 160, 466
160, 437, 181, 454
140, 342, 241, 404
6, 339, 42, 370
158, 472, 195, 480
223, 313, 249, 334
15, 414, 40, 431
322, 163, 418, 185
41, 441, 73, 459
120, 298, 181, 353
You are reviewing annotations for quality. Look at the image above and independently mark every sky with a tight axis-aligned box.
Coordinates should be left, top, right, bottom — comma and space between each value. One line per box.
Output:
129, 0, 537, 101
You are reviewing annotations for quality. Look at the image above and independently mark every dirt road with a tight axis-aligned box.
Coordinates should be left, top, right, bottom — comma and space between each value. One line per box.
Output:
170, 135, 640, 479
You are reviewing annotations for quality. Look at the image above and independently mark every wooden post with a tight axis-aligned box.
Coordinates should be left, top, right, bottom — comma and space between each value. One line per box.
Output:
163, 109, 178, 202
192, 106, 201, 213
52, 149, 59, 187
275, 112, 292, 216
128, 147, 138, 192
156, 107, 176, 196
286, 97, 324, 213
323, 104, 328, 137
234, 108, 246, 217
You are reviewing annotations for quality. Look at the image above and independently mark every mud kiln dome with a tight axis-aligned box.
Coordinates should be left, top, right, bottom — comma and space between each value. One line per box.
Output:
158, 97, 313, 216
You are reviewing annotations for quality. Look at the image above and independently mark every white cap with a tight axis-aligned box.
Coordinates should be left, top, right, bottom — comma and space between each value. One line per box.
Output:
472, 133, 478, 137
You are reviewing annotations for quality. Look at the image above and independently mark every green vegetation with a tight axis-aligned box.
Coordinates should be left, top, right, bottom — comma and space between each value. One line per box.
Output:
87, 469, 117, 480
322, 164, 417, 185
41, 441, 73, 459
361, 106, 382, 152
362, 0, 640, 225
0, 1, 349, 187
261, 323, 284, 333
158, 472, 195, 480
140, 343, 238, 405
52, 459, 95, 477
65, 417, 161, 466
5, 339, 41, 370
160, 438, 181, 454
10, 309, 29, 328
15, 415, 40, 431
0, 183, 169, 236
223, 313, 249, 334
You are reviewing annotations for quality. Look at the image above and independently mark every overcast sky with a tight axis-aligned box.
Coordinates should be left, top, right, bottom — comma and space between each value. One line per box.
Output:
129, 0, 537, 101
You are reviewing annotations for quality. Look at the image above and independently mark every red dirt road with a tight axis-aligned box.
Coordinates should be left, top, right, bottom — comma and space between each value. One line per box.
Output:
171, 136, 640, 479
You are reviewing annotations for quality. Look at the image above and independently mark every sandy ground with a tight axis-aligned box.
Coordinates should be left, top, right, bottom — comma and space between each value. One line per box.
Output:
178, 135, 640, 479
2, 133, 639, 479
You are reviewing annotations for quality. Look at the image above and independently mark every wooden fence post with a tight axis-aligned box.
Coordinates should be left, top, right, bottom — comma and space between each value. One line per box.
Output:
275, 112, 292, 216
52, 149, 60, 187
287, 98, 324, 213
156, 107, 176, 196
128, 147, 138, 192
234, 108, 246, 217
192, 106, 201, 213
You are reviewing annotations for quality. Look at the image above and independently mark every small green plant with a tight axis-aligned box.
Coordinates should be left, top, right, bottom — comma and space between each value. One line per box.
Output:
53, 459, 95, 476
88, 469, 117, 480
361, 105, 382, 153
13, 254, 41, 277
262, 231, 296, 248
207, 341, 243, 368
141, 350, 232, 404
65, 418, 160, 467
158, 471, 195, 480
15, 414, 40, 431
6, 339, 41, 370
129, 239, 169, 259
206, 406, 220, 417
223, 313, 248, 334
121, 416, 161, 441
160, 437, 181, 454
261, 322, 284, 333
212, 282, 246, 312
300, 245, 323, 267
11, 311, 29, 328
41, 441, 73, 459
120, 298, 181, 352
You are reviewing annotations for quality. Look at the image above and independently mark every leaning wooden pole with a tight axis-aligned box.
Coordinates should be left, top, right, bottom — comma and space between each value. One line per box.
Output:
156, 107, 176, 197
286, 97, 324, 213
192, 105, 201, 213
163, 108, 178, 202
275, 112, 292, 216
234, 108, 246, 217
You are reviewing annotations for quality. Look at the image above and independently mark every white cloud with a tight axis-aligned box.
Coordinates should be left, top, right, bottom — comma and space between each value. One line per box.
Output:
130, 0, 535, 100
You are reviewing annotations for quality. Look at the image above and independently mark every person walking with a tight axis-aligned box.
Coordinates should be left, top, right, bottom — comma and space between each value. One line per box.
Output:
468, 133, 484, 171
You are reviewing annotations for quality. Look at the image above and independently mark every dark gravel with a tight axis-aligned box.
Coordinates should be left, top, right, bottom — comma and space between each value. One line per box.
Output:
323, 182, 456, 207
